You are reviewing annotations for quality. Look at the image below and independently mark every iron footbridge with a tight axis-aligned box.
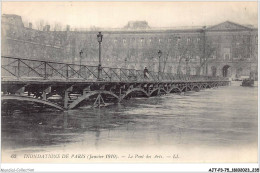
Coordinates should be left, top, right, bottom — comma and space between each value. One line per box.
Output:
1, 56, 230, 110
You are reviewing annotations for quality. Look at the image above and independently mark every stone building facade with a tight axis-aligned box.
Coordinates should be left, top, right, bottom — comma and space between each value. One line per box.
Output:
1, 14, 258, 79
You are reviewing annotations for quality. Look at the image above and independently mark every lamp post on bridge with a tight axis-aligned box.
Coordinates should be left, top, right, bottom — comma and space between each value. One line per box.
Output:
158, 50, 162, 81
97, 32, 103, 81
124, 57, 127, 68
79, 50, 83, 75
201, 57, 208, 76
185, 57, 191, 75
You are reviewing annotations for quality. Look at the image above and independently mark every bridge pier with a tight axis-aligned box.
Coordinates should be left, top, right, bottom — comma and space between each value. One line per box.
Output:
63, 86, 73, 109
15, 86, 25, 95
41, 86, 51, 101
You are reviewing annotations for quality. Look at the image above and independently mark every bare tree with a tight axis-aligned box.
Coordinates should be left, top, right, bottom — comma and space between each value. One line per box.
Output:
53, 22, 63, 31
35, 19, 47, 31
199, 38, 216, 75
175, 39, 197, 75
162, 52, 169, 73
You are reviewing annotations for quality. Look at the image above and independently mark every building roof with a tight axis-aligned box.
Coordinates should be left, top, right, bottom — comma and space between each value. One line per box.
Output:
1, 14, 257, 33
73, 21, 256, 33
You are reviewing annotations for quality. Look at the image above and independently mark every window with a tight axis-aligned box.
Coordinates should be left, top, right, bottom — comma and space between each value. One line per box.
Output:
197, 38, 200, 42
140, 38, 145, 46
194, 56, 200, 62
123, 39, 126, 45
114, 39, 118, 44
256, 36, 258, 45
187, 37, 191, 43
233, 54, 240, 59
211, 50, 217, 59
224, 54, 230, 60
223, 48, 231, 60
159, 39, 161, 44
177, 37, 181, 44
168, 38, 172, 43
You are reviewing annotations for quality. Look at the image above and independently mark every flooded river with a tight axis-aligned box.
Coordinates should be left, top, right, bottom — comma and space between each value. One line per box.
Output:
1, 81, 258, 162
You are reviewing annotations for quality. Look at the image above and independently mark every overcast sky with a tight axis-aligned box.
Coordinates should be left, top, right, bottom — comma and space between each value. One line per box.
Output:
2, 1, 258, 29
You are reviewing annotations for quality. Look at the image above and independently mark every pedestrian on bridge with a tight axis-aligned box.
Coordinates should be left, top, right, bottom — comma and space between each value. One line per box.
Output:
144, 67, 149, 79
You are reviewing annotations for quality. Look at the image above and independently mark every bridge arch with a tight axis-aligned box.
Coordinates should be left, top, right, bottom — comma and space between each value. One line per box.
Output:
181, 86, 187, 92
206, 84, 211, 88
1, 95, 64, 110
149, 88, 168, 96
121, 88, 149, 100
186, 85, 193, 91
68, 91, 119, 109
191, 84, 200, 91
200, 84, 206, 89
160, 88, 168, 94
168, 86, 182, 93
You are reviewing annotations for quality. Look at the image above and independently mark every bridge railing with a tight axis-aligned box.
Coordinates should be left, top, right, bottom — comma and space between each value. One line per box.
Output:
1, 56, 227, 82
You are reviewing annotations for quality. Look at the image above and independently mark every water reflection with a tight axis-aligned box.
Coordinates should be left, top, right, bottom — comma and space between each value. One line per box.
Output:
1, 81, 258, 152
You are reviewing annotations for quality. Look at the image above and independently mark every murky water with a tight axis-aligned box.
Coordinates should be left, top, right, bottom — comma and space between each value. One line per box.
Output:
1, 81, 258, 156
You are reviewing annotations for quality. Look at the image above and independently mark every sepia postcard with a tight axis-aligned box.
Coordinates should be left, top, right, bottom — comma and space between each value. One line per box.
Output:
1, 1, 259, 172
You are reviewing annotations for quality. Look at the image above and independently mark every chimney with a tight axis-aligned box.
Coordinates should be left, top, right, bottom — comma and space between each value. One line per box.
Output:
66, 25, 70, 31
46, 25, 50, 31
29, 22, 32, 29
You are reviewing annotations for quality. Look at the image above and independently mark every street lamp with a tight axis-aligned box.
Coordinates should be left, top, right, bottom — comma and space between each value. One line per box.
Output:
202, 57, 208, 75
124, 57, 127, 68
205, 58, 208, 75
97, 32, 103, 81
151, 57, 155, 71
185, 57, 190, 75
79, 50, 83, 76
158, 50, 162, 80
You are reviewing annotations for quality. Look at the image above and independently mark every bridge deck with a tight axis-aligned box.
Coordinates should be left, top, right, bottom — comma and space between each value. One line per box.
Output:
1, 78, 227, 84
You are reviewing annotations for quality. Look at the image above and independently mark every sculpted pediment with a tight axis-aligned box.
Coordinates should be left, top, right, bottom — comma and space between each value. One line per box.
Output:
207, 21, 250, 31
